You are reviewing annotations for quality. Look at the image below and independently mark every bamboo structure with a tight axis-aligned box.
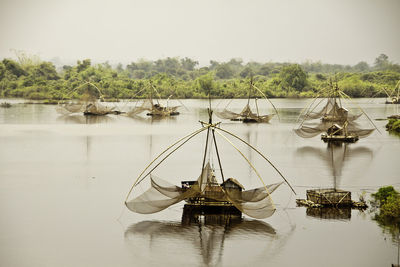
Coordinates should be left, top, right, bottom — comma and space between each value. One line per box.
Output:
124, 107, 295, 219
294, 79, 375, 142
127, 82, 180, 117
215, 77, 277, 123
56, 81, 116, 116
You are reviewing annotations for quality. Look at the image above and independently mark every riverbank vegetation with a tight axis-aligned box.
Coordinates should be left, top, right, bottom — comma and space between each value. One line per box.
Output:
371, 186, 400, 243
1, 53, 400, 101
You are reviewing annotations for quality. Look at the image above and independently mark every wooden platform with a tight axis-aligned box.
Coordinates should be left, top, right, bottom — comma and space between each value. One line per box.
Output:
321, 134, 359, 143
307, 188, 352, 206
183, 203, 241, 215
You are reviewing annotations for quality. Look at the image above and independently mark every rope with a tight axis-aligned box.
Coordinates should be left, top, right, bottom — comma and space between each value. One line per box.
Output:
124, 126, 208, 202
214, 129, 275, 210
214, 126, 296, 194
338, 91, 381, 133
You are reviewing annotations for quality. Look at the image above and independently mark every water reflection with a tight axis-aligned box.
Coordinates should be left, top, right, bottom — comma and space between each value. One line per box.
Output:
296, 143, 373, 188
124, 210, 276, 266
126, 114, 178, 123
56, 114, 115, 124
306, 207, 351, 221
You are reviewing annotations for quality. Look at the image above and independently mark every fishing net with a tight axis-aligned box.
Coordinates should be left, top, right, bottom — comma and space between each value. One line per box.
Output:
56, 102, 85, 115
84, 102, 114, 115
127, 99, 180, 117
125, 162, 282, 219
215, 104, 274, 123
127, 99, 153, 116
303, 98, 361, 122
215, 109, 241, 120
294, 120, 374, 139
56, 101, 114, 115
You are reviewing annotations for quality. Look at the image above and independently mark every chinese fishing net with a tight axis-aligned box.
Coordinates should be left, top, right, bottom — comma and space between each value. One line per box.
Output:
125, 162, 283, 219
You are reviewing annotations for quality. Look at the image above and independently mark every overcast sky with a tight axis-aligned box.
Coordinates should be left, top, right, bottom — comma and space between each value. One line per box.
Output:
0, 0, 399, 66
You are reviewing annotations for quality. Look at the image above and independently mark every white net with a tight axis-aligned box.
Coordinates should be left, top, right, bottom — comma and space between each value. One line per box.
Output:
126, 162, 282, 219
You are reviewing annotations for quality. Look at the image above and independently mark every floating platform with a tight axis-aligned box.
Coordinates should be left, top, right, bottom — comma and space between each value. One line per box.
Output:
307, 188, 352, 206
146, 111, 179, 116
231, 118, 258, 123
183, 203, 241, 216
296, 188, 367, 209
321, 134, 359, 143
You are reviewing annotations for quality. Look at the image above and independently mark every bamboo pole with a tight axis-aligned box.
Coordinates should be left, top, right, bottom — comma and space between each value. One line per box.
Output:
252, 84, 280, 121
212, 129, 225, 183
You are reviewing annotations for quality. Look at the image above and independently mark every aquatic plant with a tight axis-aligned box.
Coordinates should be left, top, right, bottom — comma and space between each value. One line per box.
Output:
386, 119, 400, 133
371, 186, 400, 244
0, 102, 11, 108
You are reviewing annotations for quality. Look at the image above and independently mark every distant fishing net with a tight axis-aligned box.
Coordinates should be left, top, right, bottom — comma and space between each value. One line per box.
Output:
127, 99, 153, 116
126, 162, 282, 219
84, 102, 114, 115
56, 100, 114, 115
303, 98, 361, 122
56, 102, 85, 115
215, 104, 274, 123
294, 120, 374, 139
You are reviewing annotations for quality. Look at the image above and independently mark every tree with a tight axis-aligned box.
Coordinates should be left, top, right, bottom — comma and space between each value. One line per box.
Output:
34, 62, 59, 80
77, 59, 91, 72
0, 62, 5, 80
126, 62, 138, 72
116, 63, 124, 73
239, 66, 254, 78
354, 61, 370, 72
279, 64, 307, 92
209, 60, 220, 70
215, 64, 234, 79
2, 59, 27, 77
181, 57, 198, 71
374, 54, 389, 70
197, 73, 215, 96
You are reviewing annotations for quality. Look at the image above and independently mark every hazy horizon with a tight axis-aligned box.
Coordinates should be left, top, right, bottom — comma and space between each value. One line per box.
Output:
1, 0, 399, 67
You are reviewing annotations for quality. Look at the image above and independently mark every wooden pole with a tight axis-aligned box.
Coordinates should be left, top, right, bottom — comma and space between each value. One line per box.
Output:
212, 129, 225, 183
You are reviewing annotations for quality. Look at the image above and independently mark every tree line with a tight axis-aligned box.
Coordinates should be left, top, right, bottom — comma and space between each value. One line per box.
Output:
0, 53, 399, 101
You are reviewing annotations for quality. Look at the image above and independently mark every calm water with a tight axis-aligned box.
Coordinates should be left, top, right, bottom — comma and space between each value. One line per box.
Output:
0, 98, 399, 267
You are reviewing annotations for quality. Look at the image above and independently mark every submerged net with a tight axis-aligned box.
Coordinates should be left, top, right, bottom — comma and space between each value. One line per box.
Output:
125, 162, 282, 219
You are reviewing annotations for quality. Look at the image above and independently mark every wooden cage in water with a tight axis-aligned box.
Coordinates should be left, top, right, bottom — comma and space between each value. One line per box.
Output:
306, 188, 352, 206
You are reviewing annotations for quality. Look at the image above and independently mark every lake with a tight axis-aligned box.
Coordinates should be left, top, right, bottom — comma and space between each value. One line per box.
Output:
0, 98, 399, 267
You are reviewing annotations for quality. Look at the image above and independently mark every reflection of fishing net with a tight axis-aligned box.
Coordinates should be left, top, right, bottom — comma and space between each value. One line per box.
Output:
215, 104, 274, 123
126, 162, 282, 219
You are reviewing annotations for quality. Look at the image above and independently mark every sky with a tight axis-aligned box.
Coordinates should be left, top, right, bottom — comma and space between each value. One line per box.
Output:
0, 0, 399, 66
